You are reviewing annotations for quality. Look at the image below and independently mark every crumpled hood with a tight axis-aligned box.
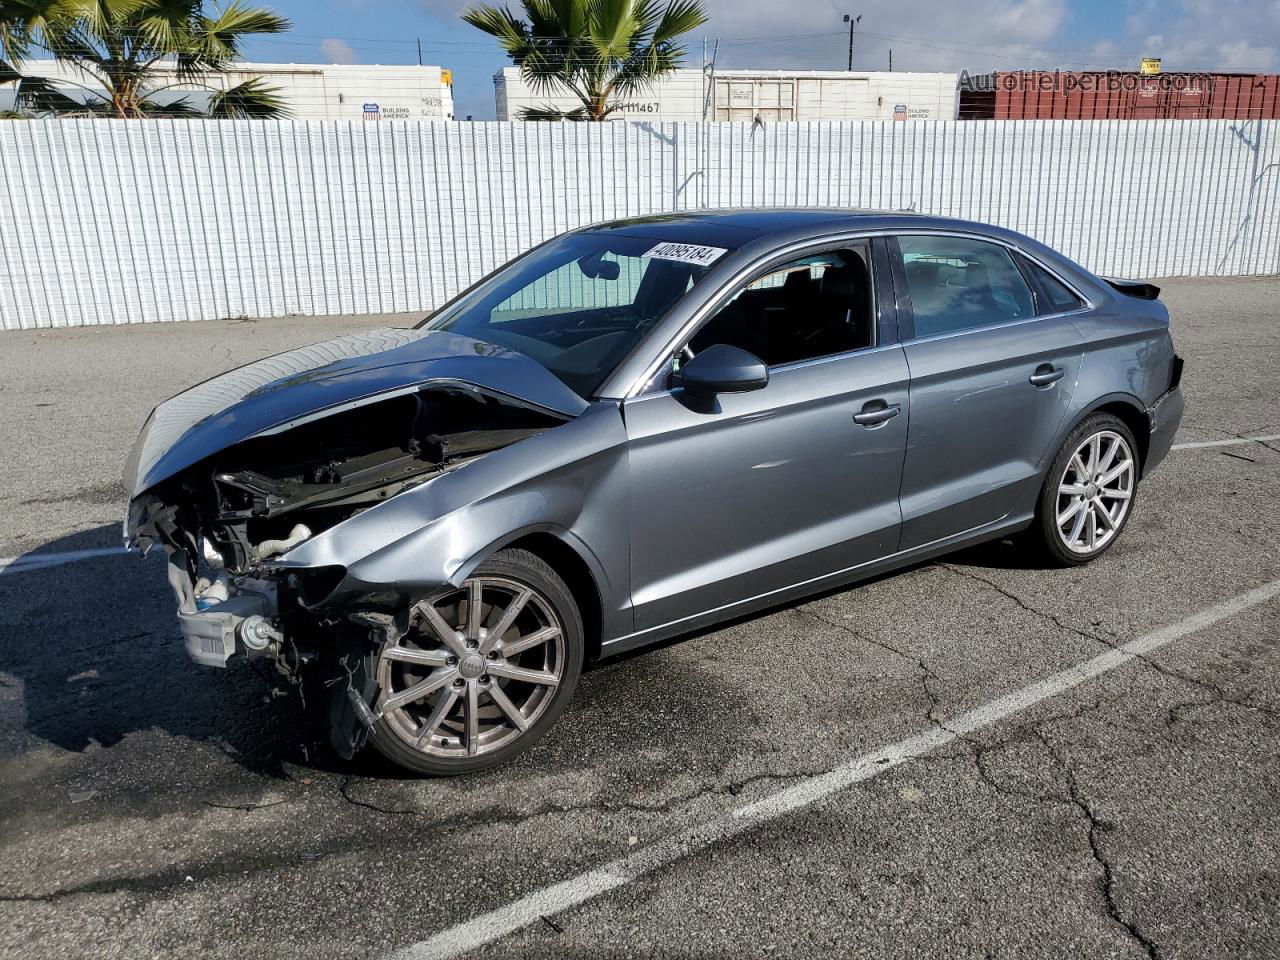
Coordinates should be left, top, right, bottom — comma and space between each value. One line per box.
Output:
123, 327, 588, 499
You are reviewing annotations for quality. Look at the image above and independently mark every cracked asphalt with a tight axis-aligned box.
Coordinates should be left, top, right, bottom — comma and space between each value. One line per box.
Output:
2, 277, 1279, 959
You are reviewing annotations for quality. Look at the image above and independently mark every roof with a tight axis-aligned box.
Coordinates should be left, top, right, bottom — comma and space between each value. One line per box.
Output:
710, 69, 958, 80
18, 59, 449, 76
582, 207, 924, 247
578, 207, 1095, 294
494, 67, 957, 82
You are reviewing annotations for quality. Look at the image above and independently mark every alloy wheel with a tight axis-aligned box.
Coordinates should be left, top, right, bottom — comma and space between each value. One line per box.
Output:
1055, 429, 1135, 555
375, 576, 565, 759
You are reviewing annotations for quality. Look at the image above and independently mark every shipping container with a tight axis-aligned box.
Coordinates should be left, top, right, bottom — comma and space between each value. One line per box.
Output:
959, 70, 1280, 120
4, 61, 455, 120
495, 67, 959, 122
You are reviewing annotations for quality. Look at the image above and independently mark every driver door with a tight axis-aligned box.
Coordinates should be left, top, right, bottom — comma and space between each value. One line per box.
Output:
622, 241, 910, 634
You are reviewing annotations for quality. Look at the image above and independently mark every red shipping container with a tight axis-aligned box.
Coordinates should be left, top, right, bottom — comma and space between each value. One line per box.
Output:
958, 71, 1280, 120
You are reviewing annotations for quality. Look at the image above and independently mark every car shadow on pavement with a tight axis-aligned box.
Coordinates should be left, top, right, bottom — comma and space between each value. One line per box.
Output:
943, 533, 1079, 571
1, 524, 760, 792
944, 535, 1041, 570
0, 524, 331, 782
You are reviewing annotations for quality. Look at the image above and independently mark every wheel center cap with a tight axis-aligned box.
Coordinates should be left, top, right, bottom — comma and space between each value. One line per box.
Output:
1086, 482, 1098, 498
459, 654, 485, 680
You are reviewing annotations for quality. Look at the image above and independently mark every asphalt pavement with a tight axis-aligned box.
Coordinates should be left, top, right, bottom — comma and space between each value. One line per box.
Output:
1, 278, 1278, 959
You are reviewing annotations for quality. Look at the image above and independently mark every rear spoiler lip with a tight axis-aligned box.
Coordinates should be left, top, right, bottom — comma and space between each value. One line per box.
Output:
1101, 276, 1161, 301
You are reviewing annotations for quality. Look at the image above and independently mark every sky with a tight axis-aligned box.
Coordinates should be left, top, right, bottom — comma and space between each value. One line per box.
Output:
236, 0, 1280, 119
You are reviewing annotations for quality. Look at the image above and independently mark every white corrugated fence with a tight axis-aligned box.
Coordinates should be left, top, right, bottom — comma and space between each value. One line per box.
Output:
0, 118, 1276, 330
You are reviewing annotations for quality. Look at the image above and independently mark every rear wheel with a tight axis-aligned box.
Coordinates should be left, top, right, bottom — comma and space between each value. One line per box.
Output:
1029, 413, 1139, 566
368, 548, 583, 775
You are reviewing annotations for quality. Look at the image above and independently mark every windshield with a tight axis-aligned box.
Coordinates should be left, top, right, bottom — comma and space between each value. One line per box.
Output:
420, 232, 728, 398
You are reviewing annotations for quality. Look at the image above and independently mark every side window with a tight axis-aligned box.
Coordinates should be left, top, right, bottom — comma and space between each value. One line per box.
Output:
687, 247, 874, 367
1020, 257, 1087, 314
898, 236, 1035, 338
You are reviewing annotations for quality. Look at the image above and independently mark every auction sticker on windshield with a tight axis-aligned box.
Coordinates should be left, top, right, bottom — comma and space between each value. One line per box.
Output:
644, 242, 728, 266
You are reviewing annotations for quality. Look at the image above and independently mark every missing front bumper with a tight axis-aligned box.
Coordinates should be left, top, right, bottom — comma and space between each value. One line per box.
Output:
178, 594, 273, 668
166, 550, 280, 668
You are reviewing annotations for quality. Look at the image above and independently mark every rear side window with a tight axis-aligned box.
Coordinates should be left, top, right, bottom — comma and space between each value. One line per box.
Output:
1021, 258, 1086, 314
898, 236, 1035, 338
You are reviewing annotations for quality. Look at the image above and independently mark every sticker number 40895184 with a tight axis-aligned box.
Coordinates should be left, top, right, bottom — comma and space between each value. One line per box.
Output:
643, 242, 728, 266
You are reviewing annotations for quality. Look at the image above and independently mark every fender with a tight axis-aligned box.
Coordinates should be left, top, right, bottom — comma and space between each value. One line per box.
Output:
449, 521, 625, 646
269, 404, 632, 630
449, 523, 611, 599
1008, 390, 1148, 521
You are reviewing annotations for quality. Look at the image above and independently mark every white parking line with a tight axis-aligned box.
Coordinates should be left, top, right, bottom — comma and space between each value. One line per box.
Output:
1172, 434, 1280, 450
0, 546, 128, 576
388, 577, 1280, 960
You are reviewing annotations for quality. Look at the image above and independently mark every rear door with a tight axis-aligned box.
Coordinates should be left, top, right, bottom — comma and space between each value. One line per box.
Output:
890, 233, 1087, 550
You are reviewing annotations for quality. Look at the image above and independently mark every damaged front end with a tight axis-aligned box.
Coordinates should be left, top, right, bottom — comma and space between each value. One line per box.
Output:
132, 385, 559, 659
123, 329, 584, 757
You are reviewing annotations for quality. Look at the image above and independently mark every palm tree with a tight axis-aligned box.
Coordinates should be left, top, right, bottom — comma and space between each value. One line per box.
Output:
0, 0, 290, 118
1, 0, 52, 86
463, 0, 707, 121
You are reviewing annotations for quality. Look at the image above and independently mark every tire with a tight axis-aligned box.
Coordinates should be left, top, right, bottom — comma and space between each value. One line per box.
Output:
367, 548, 583, 776
1028, 413, 1140, 567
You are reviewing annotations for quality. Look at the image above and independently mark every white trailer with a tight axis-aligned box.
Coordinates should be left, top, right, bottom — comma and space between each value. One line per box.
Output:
494, 67, 958, 122
5, 61, 455, 120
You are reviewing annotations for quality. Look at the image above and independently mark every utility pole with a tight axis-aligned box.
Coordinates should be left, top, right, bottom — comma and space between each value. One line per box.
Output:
417, 38, 423, 66
701, 36, 719, 121
889, 48, 893, 71
843, 14, 861, 71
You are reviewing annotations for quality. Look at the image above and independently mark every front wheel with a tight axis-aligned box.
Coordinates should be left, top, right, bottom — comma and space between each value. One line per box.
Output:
367, 548, 583, 775
1029, 413, 1139, 566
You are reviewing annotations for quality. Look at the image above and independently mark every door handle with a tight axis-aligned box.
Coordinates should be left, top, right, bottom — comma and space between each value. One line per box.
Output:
853, 401, 902, 426
1029, 364, 1066, 387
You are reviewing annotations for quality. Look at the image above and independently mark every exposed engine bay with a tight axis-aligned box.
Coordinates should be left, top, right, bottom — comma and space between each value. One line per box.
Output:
127, 383, 567, 757
133, 387, 558, 573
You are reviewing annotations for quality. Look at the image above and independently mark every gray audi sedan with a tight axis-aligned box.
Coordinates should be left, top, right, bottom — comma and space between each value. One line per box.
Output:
124, 209, 1184, 774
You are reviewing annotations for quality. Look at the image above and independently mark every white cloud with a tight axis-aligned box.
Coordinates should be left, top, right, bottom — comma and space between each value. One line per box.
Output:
1216, 39, 1277, 69
1124, 0, 1279, 71
321, 38, 359, 65
998, 0, 1067, 43
419, 0, 1068, 72
690, 0, 1074, 74
419, 0, 1278, 76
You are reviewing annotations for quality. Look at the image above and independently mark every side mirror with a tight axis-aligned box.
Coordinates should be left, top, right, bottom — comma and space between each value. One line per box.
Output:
679, 344, 769, 395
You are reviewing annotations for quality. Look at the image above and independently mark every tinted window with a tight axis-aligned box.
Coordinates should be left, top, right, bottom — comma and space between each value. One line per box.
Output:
898, 236, 1035, 338
688, 248, 874, 367
423, 232, 724, 398
1022, 258, 1086, 313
